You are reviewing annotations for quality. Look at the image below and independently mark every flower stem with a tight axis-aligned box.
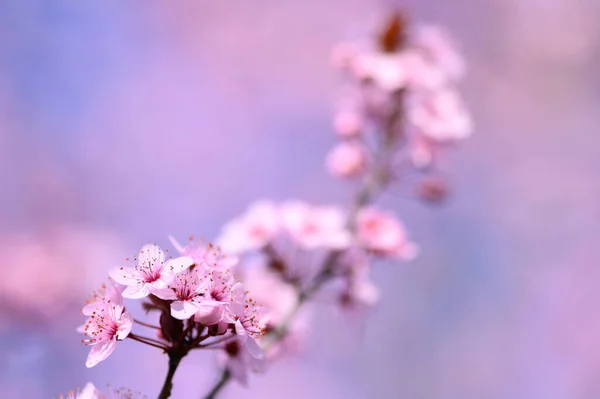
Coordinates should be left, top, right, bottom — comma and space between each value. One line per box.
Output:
157, 352, 183, 399
128, 333, 168, 351
201, 105, 402, 398
203, 369, 231, 399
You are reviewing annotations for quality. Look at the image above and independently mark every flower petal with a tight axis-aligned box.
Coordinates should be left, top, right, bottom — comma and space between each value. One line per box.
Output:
194, 301, 224, 325
170, 300, 199, 320
165, 256, 194, 275
85, 340, 117, 368
109, 267, 141, 287
138, 243, 165, 269
116, 311, 133, 340
243, 336, 265, 359
122, 283, 150, 299
152, 288, 178, 300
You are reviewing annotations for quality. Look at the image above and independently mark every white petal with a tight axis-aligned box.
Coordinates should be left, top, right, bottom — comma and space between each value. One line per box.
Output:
108, 267, 140, 287
152, 288, 178, 300
170, 300, 199, 320
194, 301, 224, 325
85, 340, 117, 368
165, 256, 194, 275
243, 336, 265, 359
138, 243, 165, 268
116, 311, 133, 340
122, 283, 150, 299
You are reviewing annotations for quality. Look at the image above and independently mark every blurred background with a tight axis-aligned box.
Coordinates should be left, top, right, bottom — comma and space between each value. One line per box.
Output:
1, 0, 600, 398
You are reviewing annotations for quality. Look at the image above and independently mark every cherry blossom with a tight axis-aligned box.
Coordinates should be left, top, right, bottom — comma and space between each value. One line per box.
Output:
280, 201, 351, 250
356, 207, 418, 260
225, 282, 265, 359
218, 201, 280, 254
152, 266, 208, 320
333, 110, 364, 138
415, 25, 465, 83
326, 141, 367, 178
80, 282, 133, 368
169, 236, 238, 271
58, 383, 145, 399
109, 244, 193, 299
408, 88, 472, 142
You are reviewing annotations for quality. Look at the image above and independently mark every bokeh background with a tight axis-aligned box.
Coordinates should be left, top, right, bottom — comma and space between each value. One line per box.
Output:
1, 0, 600, 398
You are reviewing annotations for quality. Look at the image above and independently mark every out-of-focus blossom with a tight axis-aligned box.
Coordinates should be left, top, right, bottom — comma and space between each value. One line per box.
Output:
0, 227, 124, 323
280, 201, 351, 250
356, 208, 418, 260
58, 383, 145, 399
218, 201, 280, 254
333, 110, 364, 138
80, 282, 133, 368
58, 382, 103, 399
169, 236, 238, 270
351, 52, 411, 92
242, 266, 312, 359
109, 244, 193, 299
409, 88, 472, 141
415, 25, 466, 82
326, 141, 367, 178
220, 339, 266, 386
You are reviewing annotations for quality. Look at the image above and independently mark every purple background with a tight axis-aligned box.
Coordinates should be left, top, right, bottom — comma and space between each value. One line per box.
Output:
1, 1, 600, 398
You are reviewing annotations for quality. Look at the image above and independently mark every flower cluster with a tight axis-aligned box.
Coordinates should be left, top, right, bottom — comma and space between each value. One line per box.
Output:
78, 242, 266, 371
329, 13, 471, 197
214, 198, 417, 381
58, 383, 145, 399
64, 11, 472, 399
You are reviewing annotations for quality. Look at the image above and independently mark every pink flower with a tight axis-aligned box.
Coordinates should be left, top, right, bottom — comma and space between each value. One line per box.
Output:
410, 134, 436, 168
339, 264, 380, 312
58, 382, 103, 399
169, 236, 238, 271
194, 267, 235, 325
109, 244, 193, 299
356, 208, 418, 260
225, 282, 265, 359
351, 53, 410, 91
217, 201, 280, 254
408, 88, 472, 141
333, 110, 363, 138
280, 201, 351, 250
220, 339, 266, 386
242, 266, 311, 359
152, 266, 208, 320
58, 383, 145, 399
326, 142, 367, 178
415, 25, 466, 82
80, 283, 133, 368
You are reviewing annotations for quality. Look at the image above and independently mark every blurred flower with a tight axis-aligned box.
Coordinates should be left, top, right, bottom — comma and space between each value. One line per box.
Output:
0, 227, 124, 324
218, 201, 280, 254
409, 88, 472, 141
280, 201, 351, 250
333, 110, 364, 138
220, 339, 266, 386
326, 141, 367, 178
356, 207, 418, 260
414, 25, 466, 83
109, 244, 193, 299
58, 383, 145, 399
